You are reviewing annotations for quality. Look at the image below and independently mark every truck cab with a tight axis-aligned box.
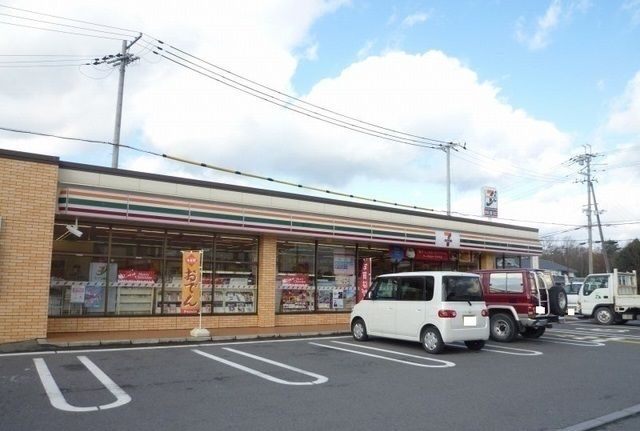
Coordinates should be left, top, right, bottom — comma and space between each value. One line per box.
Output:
577, 269, 639, 325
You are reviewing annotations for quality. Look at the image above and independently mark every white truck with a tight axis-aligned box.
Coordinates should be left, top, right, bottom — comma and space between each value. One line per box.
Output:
576, 269, 639, 325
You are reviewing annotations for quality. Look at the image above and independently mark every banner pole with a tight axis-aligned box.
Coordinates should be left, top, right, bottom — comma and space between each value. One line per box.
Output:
190, 249, 210, 338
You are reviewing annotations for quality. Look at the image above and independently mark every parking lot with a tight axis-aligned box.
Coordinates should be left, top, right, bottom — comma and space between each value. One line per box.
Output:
1, 320, 640, 431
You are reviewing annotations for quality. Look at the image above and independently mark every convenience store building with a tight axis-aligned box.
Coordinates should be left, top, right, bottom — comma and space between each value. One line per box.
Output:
0, 149, 542, 344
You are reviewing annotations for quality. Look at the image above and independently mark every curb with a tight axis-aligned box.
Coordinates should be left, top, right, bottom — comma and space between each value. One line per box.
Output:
9, 330, 352, 353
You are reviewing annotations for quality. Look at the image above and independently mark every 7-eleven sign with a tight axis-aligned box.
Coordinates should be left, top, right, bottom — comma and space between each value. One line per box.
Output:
435, 231, 460, 248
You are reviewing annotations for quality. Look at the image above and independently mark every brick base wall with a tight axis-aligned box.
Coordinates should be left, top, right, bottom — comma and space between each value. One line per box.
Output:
0, 156, 58, 343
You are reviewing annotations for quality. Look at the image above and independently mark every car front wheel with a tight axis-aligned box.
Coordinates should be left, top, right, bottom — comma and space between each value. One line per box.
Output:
351, 318, 368, 341
595, 307, 614, 325
421, 327, 444, 354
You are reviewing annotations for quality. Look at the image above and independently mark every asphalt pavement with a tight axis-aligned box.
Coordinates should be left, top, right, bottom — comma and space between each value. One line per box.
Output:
1, 320, 640, 431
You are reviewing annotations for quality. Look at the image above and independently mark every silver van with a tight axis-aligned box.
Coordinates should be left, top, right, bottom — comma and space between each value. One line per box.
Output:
350, 271, 489, 354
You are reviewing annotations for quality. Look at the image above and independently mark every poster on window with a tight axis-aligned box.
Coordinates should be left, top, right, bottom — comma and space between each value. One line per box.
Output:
180, 250, 202, 314
332, 288, 344, 309
84, 284, 104, 309
333, 250, 355, 275
89, 262, 117, 283
70, 284, 85, 303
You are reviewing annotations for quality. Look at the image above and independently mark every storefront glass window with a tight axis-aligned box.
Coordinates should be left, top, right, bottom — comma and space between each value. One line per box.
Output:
316, 244, 356, 311
277, 241, 315, 312
50, 222, 111, 316
49, 222, 258, 317
110, 227, 165, 315
214, 236, 258, 313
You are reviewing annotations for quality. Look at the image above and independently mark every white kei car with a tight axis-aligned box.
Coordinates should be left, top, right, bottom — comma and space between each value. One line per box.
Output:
350, 271, 489, 354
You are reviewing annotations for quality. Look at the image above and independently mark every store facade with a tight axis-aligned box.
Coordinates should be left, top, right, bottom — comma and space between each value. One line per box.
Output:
0, 149, 542, 344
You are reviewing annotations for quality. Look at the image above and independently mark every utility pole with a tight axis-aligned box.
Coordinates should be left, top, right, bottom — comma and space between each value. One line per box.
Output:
442, 142, 465, 216
94, 34, 142, 169
590, 182, 610, 272
569, 145, 601, 274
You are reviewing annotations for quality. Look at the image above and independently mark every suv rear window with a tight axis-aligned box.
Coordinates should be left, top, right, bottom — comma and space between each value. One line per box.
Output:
489, 273, 524, 293
443, 276, 483, 301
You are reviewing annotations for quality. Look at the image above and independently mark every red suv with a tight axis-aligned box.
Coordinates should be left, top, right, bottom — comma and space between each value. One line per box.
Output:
474, 269, 567, 342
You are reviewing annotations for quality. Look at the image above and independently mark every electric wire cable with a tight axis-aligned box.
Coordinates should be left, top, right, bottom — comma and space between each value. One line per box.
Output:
147, 36, 453, 146
0, 3, 140, 34
0, 12, 137, 38
0, 20, 130, 40
153, 49, 444, 150
0, 126, 588, 227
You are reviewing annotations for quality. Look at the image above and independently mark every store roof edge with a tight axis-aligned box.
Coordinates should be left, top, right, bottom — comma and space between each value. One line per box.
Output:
55, 159, 538, 234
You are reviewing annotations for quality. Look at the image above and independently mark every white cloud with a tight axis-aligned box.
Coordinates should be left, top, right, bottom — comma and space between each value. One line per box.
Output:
516, 0, 563, 50
623, 0, 640, 24
356, 39, 375, 59
4, 0, 637, 241
606, 71, 640, 134
401, 12, 430, 28
302, 42, 319, 61
515, 0, 592, 50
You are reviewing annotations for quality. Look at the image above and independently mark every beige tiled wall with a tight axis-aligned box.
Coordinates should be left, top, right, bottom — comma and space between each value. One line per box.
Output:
0, 157, 58, 343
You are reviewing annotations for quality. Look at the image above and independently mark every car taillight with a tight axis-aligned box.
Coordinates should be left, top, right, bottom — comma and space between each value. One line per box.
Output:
438, 309, 457, 318
528, 305, 536, 318
481, 309, 489, 317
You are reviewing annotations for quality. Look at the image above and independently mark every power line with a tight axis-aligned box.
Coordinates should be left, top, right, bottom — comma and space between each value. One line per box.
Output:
0, 12, 136, 38
0, 3, 140, 34
0, 125, 602, 228
0, 126, 111, 145
148, 37, 452, 146
0, 20, 129, 40
152, 48, 444, 150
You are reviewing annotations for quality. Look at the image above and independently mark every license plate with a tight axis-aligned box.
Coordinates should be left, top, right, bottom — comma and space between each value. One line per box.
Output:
463, 316, 477, 326
535, 306, 546, 315
568, 308, 575, 316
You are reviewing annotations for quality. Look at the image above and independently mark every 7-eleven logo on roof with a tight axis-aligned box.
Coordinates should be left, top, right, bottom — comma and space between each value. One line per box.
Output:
436, 230, 460, 248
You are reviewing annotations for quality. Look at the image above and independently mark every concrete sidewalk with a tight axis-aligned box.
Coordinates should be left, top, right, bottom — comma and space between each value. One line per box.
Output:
0, 324, 351, 353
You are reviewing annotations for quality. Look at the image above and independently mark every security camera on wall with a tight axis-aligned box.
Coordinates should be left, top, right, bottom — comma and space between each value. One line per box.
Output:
55, 218, 83, 241
65, 223, 83, 238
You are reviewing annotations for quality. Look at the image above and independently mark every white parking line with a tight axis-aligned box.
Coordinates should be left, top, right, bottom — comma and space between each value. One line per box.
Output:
33, 356, 131, 412
192, 348, 328, 385
552, 328, 640, 340
309, 341, 455, 368
574, 327, 629, 333
539, 336, 605, 347
450, 342, 543, 356
553, 329, 640, 342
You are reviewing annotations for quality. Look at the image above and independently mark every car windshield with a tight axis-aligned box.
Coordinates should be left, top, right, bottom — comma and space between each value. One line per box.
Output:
443, 276, 483, 301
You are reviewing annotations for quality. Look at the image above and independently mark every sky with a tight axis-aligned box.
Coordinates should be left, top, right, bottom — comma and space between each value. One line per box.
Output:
1, 0, 639, 251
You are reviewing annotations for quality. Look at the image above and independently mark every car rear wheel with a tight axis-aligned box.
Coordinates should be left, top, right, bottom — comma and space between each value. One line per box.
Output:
464, 340, 485, 351
549, 286, 568, 316
522, 327, 545, 338
421, 326, 444, 354
594, 307, 614, 325
351, 318, 368, 341
490, 313, 517, 342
